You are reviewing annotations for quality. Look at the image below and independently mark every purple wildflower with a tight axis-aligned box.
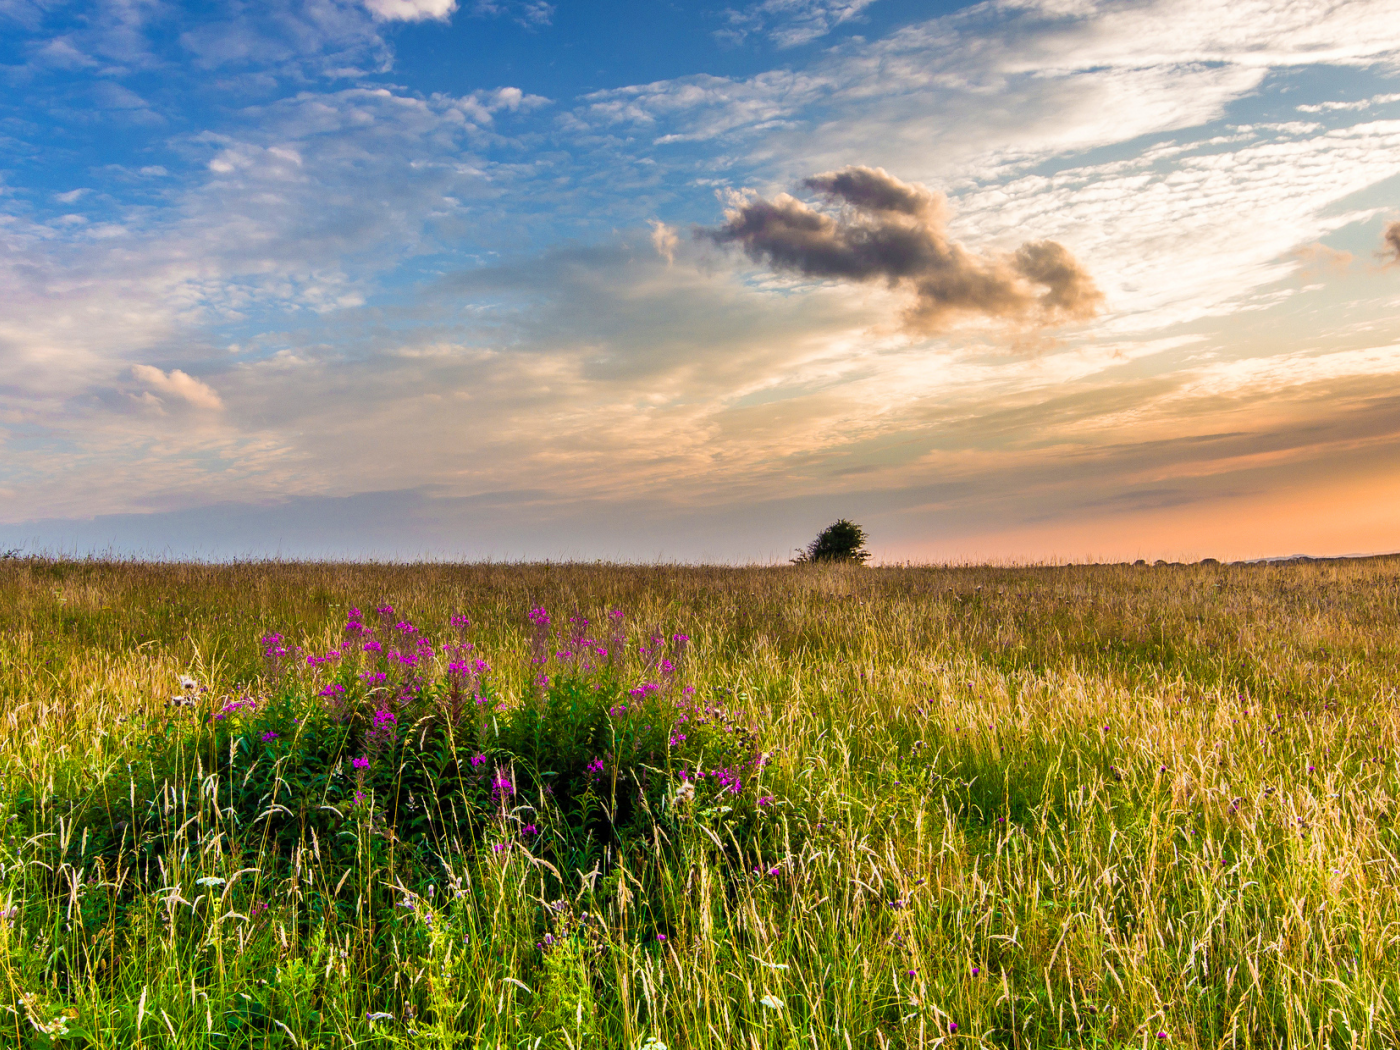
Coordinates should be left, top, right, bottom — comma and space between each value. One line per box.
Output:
491, 773, 514, 801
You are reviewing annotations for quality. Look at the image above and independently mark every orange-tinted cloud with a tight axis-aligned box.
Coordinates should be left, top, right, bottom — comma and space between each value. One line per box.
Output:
704, 165, 1103, 332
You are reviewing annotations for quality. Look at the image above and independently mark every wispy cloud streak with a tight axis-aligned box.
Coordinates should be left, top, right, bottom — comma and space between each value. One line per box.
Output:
717, 0, 877, 48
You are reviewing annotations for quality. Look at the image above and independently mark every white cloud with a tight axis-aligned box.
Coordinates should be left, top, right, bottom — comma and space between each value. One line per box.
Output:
20, 0, 164, 73
578, 0, 1400, 175
1297, 92, 1400, 113
948, 119, 1400, 331
175, 1, 390, 78
0, 1, 59, 31
131, 364, 224, 410
470, 0, 553, 27
363, 0, 458, 22
92, 81, 149, 109
718, 0, 879, 48
649, 220, 678, 265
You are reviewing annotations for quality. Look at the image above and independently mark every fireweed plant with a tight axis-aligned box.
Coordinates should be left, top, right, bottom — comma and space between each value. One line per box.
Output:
5, 558, 1400, 1048
191, 605, 771, 879
2, 595, 785, 1049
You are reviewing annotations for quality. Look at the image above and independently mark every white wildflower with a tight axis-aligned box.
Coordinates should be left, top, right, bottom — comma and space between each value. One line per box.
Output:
759, 994, 784, 1010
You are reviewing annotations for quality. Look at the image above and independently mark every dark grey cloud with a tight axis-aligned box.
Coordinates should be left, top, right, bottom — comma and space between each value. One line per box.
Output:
702, 165, 1104, 332
1383, 221, 1400, 266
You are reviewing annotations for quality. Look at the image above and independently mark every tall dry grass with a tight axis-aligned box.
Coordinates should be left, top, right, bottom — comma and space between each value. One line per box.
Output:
1, 556, 1398, 1048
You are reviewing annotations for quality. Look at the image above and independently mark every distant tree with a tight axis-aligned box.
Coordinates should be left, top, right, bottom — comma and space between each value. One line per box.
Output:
794, 519, 871, 565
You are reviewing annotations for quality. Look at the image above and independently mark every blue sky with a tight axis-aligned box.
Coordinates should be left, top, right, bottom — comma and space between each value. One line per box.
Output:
3, 0, 1400, 561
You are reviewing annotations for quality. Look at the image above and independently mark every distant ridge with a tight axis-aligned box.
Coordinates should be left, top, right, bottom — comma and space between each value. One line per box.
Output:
1242, 551, 1400, 564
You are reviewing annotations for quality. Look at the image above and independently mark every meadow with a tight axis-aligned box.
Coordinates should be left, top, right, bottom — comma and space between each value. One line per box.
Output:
2, 555, 1399, 1049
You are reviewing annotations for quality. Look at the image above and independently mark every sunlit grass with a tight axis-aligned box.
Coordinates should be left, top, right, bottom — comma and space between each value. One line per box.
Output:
2, 556, 1399, 1048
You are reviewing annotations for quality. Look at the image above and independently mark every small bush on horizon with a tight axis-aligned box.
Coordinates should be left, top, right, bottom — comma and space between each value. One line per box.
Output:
792, 518, 871, 564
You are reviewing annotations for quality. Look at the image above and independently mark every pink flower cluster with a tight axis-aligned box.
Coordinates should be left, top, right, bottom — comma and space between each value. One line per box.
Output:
214, 695, 258, 721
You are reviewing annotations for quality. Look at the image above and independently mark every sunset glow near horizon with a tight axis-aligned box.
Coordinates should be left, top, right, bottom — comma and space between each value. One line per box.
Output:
3, 0, 1400, 563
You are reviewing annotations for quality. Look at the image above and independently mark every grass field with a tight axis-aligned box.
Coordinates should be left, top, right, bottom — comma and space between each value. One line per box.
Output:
2, 556, 1399, 1049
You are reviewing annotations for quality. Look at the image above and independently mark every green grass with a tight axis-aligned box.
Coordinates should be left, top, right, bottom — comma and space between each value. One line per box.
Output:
2, 556, 1400, 1048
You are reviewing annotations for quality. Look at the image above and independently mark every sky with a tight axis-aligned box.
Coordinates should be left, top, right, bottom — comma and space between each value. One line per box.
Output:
2, 0, 1400, 563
